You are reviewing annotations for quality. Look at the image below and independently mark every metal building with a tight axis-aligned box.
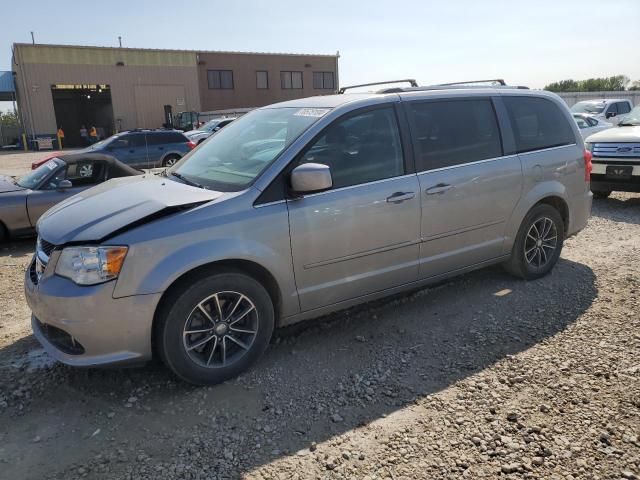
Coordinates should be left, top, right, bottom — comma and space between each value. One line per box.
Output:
12, 43, 339, 147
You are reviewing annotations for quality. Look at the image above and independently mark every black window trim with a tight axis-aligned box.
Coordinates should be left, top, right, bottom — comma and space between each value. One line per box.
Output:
207, 69, 234, 90
403, 96, 505, 173
254, 102, 412, 205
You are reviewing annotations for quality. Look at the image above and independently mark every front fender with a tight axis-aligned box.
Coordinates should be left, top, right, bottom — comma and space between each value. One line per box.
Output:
501, 180, 569, 255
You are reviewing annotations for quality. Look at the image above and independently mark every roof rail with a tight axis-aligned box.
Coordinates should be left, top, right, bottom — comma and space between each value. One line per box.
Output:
438, 79, 506, 87
338, 79, 418, 94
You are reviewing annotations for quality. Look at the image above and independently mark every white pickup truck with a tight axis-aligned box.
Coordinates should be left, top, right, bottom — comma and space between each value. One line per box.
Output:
585, 106, 640, 198
571, 98, 633, 126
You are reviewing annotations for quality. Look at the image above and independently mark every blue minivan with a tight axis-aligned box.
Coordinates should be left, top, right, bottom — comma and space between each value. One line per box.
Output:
87, 130, 195, 169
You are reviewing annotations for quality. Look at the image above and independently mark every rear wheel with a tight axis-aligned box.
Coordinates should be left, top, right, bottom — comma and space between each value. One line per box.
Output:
156, 270, 275, 385
0, 223, 7, 243
592, 190, 611, 199
504, 204, 564, 280
162, 155, 180, 167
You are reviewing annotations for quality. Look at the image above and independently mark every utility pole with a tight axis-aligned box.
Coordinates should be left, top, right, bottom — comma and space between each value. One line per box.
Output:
118, 36, 122, 48
30, 31, 35, 44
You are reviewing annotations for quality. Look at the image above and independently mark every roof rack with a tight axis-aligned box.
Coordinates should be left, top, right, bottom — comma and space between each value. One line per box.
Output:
376, 79, 529, 94
338, 79, 418, 94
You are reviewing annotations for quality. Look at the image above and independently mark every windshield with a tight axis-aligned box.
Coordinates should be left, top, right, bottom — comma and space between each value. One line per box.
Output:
201, 119, 223, 132
16, 158, 63, 189
570, 102, 605, 114
169, 107, 329, 191
618, 106, 640, 126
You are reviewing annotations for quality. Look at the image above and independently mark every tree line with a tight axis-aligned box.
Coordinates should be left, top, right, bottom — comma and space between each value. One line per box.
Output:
545, 75, 640, 92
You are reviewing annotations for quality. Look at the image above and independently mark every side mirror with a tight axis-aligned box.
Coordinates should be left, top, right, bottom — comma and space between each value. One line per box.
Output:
290, 163, 332, 194
606, 112, 616, 119
57, 179, 72, 190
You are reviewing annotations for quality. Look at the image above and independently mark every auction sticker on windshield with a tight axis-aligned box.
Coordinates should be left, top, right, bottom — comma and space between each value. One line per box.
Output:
294, 108, 331, 118
45, 160, 58, 170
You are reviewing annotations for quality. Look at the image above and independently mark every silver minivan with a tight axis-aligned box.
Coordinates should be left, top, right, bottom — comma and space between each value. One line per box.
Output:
25, 81, 593, 384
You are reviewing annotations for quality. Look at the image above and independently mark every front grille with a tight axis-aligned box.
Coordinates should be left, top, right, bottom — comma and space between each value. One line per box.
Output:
38, 237, 56, 257
36, 319, 85, 355
593, 143, 640, 159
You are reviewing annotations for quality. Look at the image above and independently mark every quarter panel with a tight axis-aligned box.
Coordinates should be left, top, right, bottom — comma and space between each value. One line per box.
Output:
0, 192, 32, 233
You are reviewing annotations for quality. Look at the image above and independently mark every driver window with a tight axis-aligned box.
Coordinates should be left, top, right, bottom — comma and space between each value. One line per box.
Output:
299, 107, 404, 189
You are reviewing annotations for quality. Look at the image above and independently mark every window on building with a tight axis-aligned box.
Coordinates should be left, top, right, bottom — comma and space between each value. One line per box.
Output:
313, 72, 335, 90
281, 71, 303, 89
299, 107, 404, 189
503, 96, 575, 153
256, 71, 269, 89
407, 99, 503, 171
208, 70, 234, 89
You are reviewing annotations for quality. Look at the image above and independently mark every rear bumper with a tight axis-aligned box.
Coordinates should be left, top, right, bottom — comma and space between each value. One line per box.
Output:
25, 256, 162, 367
567, 190, 592, 237
591, 174, 640, 193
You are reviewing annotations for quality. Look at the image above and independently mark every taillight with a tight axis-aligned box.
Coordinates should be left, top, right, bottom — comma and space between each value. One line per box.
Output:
187, 141, 196, 150
583, 149, 592, 182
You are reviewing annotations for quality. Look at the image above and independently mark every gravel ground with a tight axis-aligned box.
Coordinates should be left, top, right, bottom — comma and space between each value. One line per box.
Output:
0, 193, 638, 480
0, 150, 71, 176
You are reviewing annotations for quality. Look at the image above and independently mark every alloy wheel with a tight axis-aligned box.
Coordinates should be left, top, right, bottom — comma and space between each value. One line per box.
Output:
524, 217, 557, 268
182, 291, 258, 368
78, 164, 93, 177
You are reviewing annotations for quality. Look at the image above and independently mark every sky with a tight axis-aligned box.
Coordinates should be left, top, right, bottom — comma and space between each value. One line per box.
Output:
1, 0, 639, 112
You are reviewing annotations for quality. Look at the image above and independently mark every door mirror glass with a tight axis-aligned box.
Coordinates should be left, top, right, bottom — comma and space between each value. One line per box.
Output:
290, 163, 332, 194
56, 179, 72, 190
606, 112, 616, 119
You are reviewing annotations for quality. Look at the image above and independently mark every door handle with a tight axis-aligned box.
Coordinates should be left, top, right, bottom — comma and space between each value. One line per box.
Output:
386, 191, 415, 203
425, 183, 453, 195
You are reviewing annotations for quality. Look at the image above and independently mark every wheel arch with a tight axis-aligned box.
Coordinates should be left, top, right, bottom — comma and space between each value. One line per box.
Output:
151, 258, 282, 358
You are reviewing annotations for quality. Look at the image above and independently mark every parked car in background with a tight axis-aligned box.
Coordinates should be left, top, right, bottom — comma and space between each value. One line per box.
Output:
1, 153, 142, 241
585, 106, 640, 198
184, 117, 237, 145
25, 82, 592, 385
570, 99, 633, 125
31, 130, 196, 170
572, 113, 612, 139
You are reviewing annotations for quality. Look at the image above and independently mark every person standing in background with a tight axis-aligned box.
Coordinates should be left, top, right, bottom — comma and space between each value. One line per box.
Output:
89, 126, 98, 144
79, 125, 88, 146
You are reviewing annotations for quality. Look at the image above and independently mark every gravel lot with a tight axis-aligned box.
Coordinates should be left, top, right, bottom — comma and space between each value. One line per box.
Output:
0, 187, 638, 479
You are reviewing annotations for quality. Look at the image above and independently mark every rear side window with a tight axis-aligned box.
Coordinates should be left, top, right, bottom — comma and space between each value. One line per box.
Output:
503, 97, 575, 153
407, 99, 502, 171
147, 132, 187, 145
114, 134, 146, 148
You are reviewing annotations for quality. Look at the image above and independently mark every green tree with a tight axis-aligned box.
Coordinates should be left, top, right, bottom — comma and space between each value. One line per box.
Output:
0, 110, 19, 127
544, 75, 630, 92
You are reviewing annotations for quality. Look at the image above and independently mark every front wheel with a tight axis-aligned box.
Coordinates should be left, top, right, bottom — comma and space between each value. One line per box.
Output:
504, 204, 564, 280
156, 270, 275, 385
162, 155, 180, 167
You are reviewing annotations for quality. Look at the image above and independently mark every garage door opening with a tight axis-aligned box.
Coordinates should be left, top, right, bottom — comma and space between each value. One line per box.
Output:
51, 84, 114, 147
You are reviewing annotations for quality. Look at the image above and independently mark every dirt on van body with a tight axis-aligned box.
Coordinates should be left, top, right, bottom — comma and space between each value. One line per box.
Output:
0, 193, 638, 480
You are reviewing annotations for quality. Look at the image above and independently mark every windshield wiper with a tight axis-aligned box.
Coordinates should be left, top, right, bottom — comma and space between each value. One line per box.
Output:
170, 171, 205, 189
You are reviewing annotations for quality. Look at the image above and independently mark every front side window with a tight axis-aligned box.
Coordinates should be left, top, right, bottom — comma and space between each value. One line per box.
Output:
281, 71, 303, 89
256, 71, 269, 89
112, 134, 146, 149
606, 103, 618, 115
208, 70, 234, 89
503, 96, 575, 153
170, 107, 327, 191
313, 72, 335, 90
617, 102, 631, 114
299, 107, 404, 189
408, 99, 502, 171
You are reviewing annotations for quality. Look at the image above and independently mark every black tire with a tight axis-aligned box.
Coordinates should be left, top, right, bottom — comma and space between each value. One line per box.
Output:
197, 139, 205, 145
504, 204, 564, 280
156, 270, 274, 385
0, 223, 7, 243
162, 155, 180, 167
592, 190, 611, 199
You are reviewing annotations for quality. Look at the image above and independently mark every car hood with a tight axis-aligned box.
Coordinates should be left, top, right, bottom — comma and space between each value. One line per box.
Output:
37, 175, 223, 245
586, 125, 640, 143
0, 175, 25, 193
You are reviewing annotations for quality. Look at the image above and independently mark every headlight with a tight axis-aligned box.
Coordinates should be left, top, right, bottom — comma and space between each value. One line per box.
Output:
55, 246, 128, 285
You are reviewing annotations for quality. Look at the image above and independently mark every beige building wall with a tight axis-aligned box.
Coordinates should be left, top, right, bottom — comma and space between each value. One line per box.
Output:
197, 52, 339, 111
13, 44, 200, 135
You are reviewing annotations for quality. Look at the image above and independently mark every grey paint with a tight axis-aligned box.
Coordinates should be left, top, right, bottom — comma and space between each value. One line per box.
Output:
26, 87, 592, 368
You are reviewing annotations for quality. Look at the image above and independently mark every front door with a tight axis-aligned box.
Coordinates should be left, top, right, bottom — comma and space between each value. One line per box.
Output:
108, 133, 148, 168
287, 105, 421, 311
405, 98, 522, 278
